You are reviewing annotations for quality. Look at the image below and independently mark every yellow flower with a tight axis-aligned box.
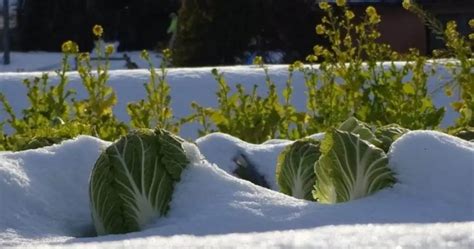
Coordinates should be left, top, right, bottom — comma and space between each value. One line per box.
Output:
469, 33, 474, 40
253, 56, 264, 65
305, 55, 318, 63
336, 0, 346, 7
105, 44, 114, 55
390, 51, 399, 60
140, 49, 149, 60
365, 6, 377, 17
71, 42, 79, 53
61, 41, 71, 53
313, 45, 324, 55
292, 60, 304, 69
366, 6, 380, 24
79, 52, 90, 61
92, 25, 103, 37
162, 48, 172, 59
61, 40, 79, 54
402, 0, 411, 10
469, 19, 474, 29
316, 24, 326, 35
345, 10, 355, 20
319, 2, 330, 10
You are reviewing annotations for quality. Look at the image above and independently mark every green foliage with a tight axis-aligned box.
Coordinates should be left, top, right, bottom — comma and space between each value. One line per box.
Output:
403, 0, 473, 128
276, 138, 320, 200
73, 38, 127, 141
313, 129, 396, 204
89, 128, 189, 235
0, 26, 128, 151
299, 2, 444, 133
190, 58, 304, 143
127, 49, 180, 133
375, 124, 410, 152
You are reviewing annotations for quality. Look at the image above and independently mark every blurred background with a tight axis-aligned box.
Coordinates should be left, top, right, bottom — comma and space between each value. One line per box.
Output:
1, 0, 473, 67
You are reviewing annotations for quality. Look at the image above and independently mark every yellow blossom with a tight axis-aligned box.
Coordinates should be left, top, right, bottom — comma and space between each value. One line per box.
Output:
469, 19, 474, 29
79, 52, 90, 61
365, 6, 377, 17
345, 10, 355, 20
162, 48, 172, 59
253, 56, 263, 65
105, 44, 114, 55
402, 0, 411, 10
316, 24, 326, 35
92, 25, 104, 37
292, 60, 304, 70
61, 40, 78, 54
140, 49, 149, 60
61, 41, 72, 53
469, 33, 474, 40
319, 2, 330, 10
313, 45, 324, 55
336, 0, 346, 7
305, 55, 318, 63
366, 6, 380, 24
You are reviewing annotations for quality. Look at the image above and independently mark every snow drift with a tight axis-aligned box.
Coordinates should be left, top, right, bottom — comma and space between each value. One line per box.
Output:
0, 131, 472, 248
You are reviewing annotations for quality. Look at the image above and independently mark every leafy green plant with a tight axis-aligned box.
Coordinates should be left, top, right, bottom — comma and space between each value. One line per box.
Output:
402, 0, 473, 128
127, 49, 181, 133
313, 129, 396, 203
72, 29, 127, 141
276, 138, 321, 200
300, 1, 443, 133
89, 128, 190, 235
375, 124, 410, 152
0, 55, 78, 150
190, 57, 304, 143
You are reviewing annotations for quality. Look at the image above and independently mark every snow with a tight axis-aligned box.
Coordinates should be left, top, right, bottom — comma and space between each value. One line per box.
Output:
0, 131, 473, 248
0, 53, 472, 248
0, 52, 162, 72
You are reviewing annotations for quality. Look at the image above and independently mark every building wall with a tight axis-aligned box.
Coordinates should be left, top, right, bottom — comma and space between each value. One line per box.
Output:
377, 6, 427, 54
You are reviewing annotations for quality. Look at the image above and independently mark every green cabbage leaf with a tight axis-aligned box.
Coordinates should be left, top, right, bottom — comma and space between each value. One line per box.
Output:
276, 139, 321, 200
89, 128, 189, 235
313, 129, 395, 203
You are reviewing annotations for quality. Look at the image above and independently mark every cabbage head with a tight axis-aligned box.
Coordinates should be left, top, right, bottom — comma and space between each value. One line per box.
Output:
313, 129, 395, 203
375, 124, 409, 152
276, 139, 321, 200
338, 117, 381, 146
89, 128, 189, 235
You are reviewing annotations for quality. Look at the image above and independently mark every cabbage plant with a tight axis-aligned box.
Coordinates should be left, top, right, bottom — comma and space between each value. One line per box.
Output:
276, 139, 321, 200
375, 124, 409, 152
338, 117, 382, 146
313, 129, 395, 203
89, 128, 189, 235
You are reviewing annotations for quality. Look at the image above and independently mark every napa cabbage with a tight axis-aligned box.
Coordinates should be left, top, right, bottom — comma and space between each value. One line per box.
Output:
276, 139, 321, 200
89, 128, 189, 235
313, 129, 396, 203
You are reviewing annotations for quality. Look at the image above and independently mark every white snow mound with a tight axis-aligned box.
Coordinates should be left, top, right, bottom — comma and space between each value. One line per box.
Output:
0, 131, 472, 248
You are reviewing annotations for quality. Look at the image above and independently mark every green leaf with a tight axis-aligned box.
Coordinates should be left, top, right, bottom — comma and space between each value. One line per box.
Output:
313, 129, 395, 203
276, 139, 321, 200
374, 124, 409, 152
89, 128, 189, 235
338, 117, 381, 146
